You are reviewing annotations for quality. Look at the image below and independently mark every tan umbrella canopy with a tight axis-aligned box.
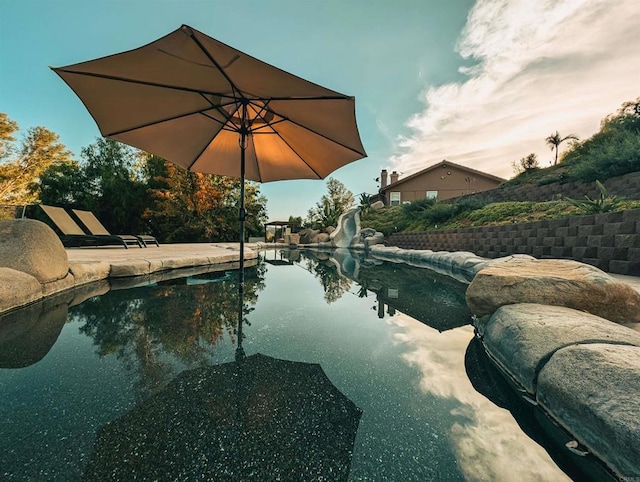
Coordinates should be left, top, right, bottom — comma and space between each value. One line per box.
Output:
52, 24, 367, 309
51, 24, 366, 183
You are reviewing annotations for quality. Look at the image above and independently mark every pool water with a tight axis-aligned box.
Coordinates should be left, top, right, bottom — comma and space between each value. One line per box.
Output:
0, 249, 599, 480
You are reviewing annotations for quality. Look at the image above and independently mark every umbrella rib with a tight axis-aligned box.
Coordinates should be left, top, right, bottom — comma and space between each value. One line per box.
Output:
282, 118, 367, 157
55, 68, 352, 102
182, 26, 243, 100
249, 134, 262, 181
53, 68, 237, 98
104, 108, 226, 137
266, 126, 323, 179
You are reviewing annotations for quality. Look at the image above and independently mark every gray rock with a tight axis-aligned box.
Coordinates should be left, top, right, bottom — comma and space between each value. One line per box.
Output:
370, 200, 384, 210
466, 258, 640, 323
537, 344, 640, 478
312, 233, 330, 243
0, 267, 42, 312
298, 229, 319, 244
477, 303, 640, 394
0, 219, 68, 283
69, 261, 112, 286
364, 233, 384, 248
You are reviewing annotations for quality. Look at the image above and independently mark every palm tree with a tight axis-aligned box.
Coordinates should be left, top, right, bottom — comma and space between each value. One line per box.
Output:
545, 131, 579, 165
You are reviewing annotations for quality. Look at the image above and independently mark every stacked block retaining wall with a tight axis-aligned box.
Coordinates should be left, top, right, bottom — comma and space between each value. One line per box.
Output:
445, 171, 640, 205
387, 208, 640, 276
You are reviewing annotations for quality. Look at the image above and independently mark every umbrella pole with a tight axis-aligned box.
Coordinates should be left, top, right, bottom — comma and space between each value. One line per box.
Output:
236, 123, 247, 362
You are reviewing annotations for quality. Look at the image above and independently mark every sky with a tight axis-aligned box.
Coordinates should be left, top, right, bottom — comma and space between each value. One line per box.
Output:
1, 0, 639, 222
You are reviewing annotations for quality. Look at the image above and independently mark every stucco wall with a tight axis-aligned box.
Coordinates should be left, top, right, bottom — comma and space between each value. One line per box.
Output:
386, 208, 640, 276
383, 163, 503, 204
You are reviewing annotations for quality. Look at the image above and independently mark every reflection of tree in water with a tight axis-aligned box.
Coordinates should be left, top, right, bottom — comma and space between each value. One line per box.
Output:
71, 265, 265, 398
302, 257, 352, 304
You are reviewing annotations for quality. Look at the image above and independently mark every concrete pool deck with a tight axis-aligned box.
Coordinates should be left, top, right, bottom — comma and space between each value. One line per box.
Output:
0, 242, 266, 314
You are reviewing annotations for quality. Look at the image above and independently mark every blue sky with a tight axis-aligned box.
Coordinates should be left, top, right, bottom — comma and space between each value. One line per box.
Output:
2, 0, 639, 222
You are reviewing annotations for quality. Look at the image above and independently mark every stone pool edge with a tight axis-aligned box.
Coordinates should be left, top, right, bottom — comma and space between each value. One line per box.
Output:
1, 242, 263, 315
355, 244, 640, 480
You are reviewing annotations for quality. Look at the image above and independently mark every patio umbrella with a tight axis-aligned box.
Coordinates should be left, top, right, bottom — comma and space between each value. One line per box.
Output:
51, 24, 367, 293
83, 353, 363, 481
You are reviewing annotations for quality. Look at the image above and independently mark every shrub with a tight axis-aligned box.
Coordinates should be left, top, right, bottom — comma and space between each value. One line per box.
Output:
422, 202, 457, 225
565, 180, 624, 214
467, 202, 535, 225
452, 196, 492, 216
402, 197, 435, 215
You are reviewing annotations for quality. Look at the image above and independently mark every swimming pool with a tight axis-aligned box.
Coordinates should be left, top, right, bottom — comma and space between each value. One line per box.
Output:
0, 249, 603, 480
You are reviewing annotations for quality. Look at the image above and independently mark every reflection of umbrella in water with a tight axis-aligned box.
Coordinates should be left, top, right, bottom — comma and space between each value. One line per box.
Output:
84, 353, 362, 481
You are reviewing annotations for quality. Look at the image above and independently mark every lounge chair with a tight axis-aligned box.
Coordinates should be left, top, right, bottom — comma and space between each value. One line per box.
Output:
40, 205, 142, 249
72, 209, 159, 247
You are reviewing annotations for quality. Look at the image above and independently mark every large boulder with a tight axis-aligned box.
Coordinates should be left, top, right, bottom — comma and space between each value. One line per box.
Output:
0, 268, 42, 312
312, 232, 330, 243
537, 344, 640, 478
298, 229, 319, 244
476, 303, 640, 394
0, 219, 68, 283
466, 258, 640, 323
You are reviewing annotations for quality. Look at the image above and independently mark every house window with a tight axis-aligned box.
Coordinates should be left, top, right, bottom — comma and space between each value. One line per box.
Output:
426, 191, 438, 199
390, 192, 401, 206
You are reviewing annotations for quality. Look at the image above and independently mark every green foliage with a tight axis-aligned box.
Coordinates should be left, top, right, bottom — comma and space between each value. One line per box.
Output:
288, 215, 303, 231
567, 131, 640, 182
565, 180, 623, 214
358, 192, 372, 214
401, 197, 435, 215
563, 97, 640, 182
545, 131, 579, 165
452, 196, 492, 215
38, 162, 85, 206
360, 205, 406, 236
422, 202, 457, 225
0, 113, 73, 204
502, 98, 639, 188
511, 153, 539, 174
306, 177, 354, 229
467, 202, 536, 224
142, 154, 267, 243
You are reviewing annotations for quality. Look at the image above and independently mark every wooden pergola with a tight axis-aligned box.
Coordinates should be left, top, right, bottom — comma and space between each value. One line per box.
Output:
263, 221, 297, 242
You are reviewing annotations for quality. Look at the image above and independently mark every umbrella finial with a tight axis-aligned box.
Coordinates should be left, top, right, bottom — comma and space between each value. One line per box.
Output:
181, 25, 194, 37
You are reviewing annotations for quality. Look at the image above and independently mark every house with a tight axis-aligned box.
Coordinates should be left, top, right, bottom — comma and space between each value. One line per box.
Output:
377, 160, 505, 206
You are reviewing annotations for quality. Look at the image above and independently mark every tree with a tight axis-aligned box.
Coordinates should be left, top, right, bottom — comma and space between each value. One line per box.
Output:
545, 131, 579, 165
80, 138, 149, 233
288, 215, 303, 231
141, 154, 267, 243
562, 97, 640, 181
511, 153, 539, 174
306, 177, 354, 228
0, 113, 18, 159
0, 113, 73, 204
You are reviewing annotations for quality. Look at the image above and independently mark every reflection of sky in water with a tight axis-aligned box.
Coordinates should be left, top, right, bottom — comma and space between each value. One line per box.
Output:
0, 253, 572, 481
390, 314, 570, 482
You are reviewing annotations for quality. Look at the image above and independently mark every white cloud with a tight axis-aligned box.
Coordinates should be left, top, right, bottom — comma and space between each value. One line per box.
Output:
390, 0, 640, 178
390, 315, 571, 482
